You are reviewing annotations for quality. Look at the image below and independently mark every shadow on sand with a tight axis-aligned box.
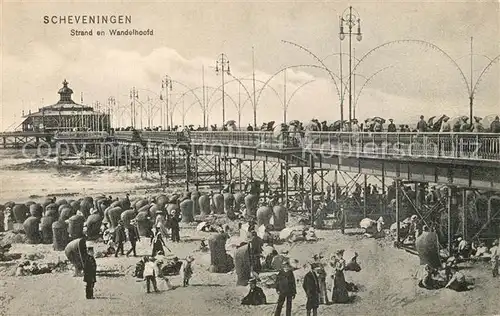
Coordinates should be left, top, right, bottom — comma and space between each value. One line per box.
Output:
93, 296, 119, 300
344, 231, 366, 236
96, 269, 125, 278
189, 283, 224, 287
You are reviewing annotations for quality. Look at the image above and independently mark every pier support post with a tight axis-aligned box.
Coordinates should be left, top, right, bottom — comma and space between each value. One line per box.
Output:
144, 145, 148, 179
263, 161, 267, 200
447, 186, 453, 255
309, 154, 315, 227
395, 179, 401, 247
363, 174, 368, 218
284, 158, 289, 222
462, 188, 467, 240
229, 158, 233, 186
249, 161, 253, 180
280, 162, 285, 203
124, 145, 128, 172
129, 145, 133, 173
319, 156, 324, 194
114, 144, 118, 167
381, 166, 386, 214
223, 157, 228, 185
158, 145, 162, 188
334, 170, 338, 205
238, 159, 243, 192
165, 148, 170, 187
194, 149, 199, 191
301, 166, 305, 192
185, 151, 190, 192
217, 156, 223, 191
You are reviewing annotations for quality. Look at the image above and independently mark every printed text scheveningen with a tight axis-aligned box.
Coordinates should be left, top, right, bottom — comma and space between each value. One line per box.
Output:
43, 15, 132, 24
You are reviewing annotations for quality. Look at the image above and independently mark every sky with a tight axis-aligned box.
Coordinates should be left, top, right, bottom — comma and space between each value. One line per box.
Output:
1, 0, 499, 130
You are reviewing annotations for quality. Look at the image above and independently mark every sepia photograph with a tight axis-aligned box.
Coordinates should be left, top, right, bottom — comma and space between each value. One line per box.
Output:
0, 0, 499, 315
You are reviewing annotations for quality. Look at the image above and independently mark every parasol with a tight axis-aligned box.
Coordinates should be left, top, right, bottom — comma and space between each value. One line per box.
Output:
226, 120, 236, 126
267, 121, 276, 131
449, 115, 469, 127
372, 116, 386, 123
427, 116, 436, 126
482, 114, 499, 128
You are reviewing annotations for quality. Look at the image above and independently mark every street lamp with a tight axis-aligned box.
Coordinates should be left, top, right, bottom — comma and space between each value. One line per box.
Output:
161, 75, 173, 130
340, 6, 362, 123
129, 87, 139, 128
107, 96, 115, 130
215, 53, 231, 127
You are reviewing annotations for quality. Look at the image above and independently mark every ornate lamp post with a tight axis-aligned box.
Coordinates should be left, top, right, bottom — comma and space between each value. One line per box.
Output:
340, 6, 362, 123
129, 87, 139, 128
161, 75, 173, 130
107, 96, 115, 130
215, 53, 231, 127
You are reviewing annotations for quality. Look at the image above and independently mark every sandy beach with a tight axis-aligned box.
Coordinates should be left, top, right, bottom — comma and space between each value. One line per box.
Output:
1, 149, 499, 316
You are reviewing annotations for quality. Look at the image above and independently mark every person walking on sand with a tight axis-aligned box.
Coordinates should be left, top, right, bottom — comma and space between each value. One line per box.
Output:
274, 261, 296, 316
303, 263, 321, 316
170, 211, 181, 243
491, 239, 500, 277
143, 256, 160, 293
83, 247, 97, 299
114, 221, 127, 257
151, 227, 167, 257
126, 220, 140, 257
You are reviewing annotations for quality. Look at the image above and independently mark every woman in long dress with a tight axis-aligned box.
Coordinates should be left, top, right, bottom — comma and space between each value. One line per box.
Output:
151, 227, 166, 257
330, 249, 350, 303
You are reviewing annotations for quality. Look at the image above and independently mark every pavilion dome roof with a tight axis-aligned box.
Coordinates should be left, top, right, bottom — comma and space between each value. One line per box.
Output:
56, 79, 75, 104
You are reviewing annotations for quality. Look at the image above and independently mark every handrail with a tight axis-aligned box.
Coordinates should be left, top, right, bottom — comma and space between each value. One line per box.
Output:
38, 129, 500, 162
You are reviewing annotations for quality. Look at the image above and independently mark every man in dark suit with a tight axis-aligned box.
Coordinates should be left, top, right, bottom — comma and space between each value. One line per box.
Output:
303, 263, 321, 316
126, 221, 140, 257
114, 220, 126, 257
274, 261, 296, 316
241, 277, 267, 305
83, 247, 97, 299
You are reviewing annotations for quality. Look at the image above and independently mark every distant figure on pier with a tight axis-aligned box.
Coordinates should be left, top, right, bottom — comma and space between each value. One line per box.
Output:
351, 119, 360, 133
247, 124, 254, 131
439, 117, 451, 132
387, 119, 397, 132
417, 115, 428, 132
490, 116, 500, 133
459, 118, 470, 132
472, 117, 484, 132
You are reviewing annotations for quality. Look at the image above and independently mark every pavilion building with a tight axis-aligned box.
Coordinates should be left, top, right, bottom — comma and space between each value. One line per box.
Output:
20, 79, 110, 132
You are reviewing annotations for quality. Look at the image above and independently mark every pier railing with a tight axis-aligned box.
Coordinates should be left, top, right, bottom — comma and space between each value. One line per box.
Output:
53, 131, 109, 140
57, 130, 500, 162
305, 132, 500, 161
